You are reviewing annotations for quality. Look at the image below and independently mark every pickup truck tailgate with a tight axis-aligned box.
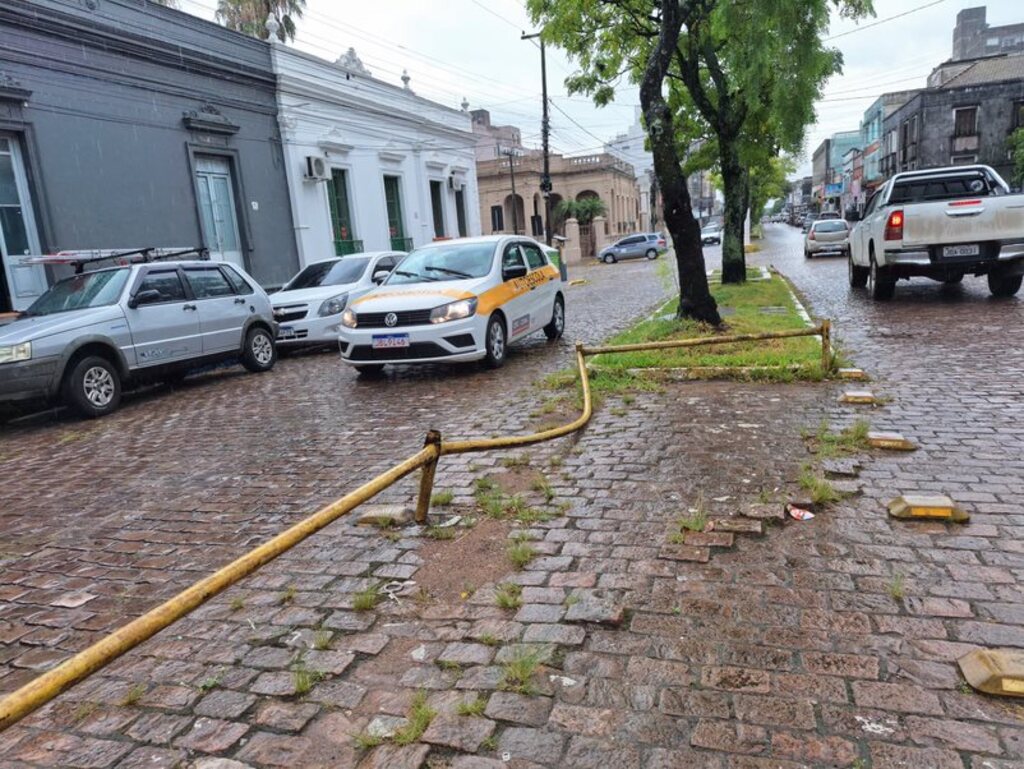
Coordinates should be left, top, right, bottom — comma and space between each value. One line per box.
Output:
902, 196, 1024, 247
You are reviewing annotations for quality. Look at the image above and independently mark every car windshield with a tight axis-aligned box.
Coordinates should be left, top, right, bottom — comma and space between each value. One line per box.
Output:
814, 221, 848, 233
22, 268, 130, 317
386, 242, 493, 284
284, 258, 370, 290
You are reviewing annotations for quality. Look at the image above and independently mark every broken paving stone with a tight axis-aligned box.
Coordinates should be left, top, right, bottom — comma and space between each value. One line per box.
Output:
683, 531, 735, 548
821, 458, 862, 478
743, 503, 785, 521
357, 744, 430, 769
366, 715, 408, 740
658, 544, 710, 563
438, 642, 496, 667
838, 367, 869, 380
831, 480, 863, 496
706, 518, 763, 535
564, 597, 625, 626
484, 691, 553, 726
356, 504, 413, 527
420, 714, 496, 752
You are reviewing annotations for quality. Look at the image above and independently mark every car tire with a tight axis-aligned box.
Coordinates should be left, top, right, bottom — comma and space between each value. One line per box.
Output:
868, 257, 895, 301
848, 254, 869, 288
602, 253, 616, 264
805, 250, 813, 259
988, 271, 1023, 298
241, 326, 277, 373
355, 364, 385, 377
544, 295, 565, 341
64, 355, 122, 419
484, 314, 507, 369
645, 248, 658, 260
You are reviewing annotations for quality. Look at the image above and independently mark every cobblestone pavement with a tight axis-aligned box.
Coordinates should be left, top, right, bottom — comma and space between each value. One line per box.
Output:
4, 227, 1024, 769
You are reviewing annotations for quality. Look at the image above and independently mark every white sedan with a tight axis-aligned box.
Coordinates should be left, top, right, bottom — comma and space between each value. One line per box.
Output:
338, 236, 565, 374
269, 252, 404, 347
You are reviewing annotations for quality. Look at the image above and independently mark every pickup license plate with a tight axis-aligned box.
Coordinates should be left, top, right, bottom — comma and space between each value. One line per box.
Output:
942, 244, 980, 258
278, 325, 296, 339
372, 334, 410, 350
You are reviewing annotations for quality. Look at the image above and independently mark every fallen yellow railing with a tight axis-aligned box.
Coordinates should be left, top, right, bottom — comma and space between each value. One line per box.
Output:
0, 324, 830, 731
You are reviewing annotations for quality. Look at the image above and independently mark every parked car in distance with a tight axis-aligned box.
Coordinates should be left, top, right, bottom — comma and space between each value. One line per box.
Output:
801, 214, 819, 233
848, 164, 1024, 300
0, 257, 277, 417
598, 233, 667, 263
805, 219, 851, 259
338, 236, 564, 374
270, 252, 404, 348
701, 224, 722, 245
818, 211, 841, 221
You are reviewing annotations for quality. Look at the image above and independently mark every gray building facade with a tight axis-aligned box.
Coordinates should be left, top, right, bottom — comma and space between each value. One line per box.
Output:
881, 54, 1024, 183
953, 6, 1024, 62
0, 0, 298, 312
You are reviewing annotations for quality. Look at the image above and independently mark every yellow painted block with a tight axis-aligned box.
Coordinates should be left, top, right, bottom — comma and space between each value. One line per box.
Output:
867, 431, 917, 451
958, 648, 1024, 697
839, 390, 877, 405
838, 368, 869, 381
569, 279, 589, 287
888, 494, 968, 523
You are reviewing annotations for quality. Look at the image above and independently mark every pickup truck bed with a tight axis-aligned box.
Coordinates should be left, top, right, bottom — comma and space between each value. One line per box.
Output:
849, 165, 1024, 299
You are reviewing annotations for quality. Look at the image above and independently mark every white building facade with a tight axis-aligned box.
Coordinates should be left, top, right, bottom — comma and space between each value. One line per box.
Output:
270, 46, 481, 267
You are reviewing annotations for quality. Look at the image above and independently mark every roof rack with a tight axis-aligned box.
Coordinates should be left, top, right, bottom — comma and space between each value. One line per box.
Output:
23, 247, 210, 274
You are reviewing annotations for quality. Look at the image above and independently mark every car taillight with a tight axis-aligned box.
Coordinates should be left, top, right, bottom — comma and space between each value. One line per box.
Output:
885, 210, 904, 241
808, 231, 816, 240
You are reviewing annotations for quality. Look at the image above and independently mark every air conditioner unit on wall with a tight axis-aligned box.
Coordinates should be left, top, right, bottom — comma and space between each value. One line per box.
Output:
304, 155, 329, 181
448, 175, 464, 192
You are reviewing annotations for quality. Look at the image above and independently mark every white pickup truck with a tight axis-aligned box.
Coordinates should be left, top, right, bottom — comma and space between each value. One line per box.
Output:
848, 165, 1024, 300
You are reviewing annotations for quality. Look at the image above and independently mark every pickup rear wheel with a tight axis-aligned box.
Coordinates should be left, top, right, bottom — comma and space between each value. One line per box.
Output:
868, 257, 895, 301
64, 355, 122, 418
848, 254, 869, 288
988, 271, 1023, 298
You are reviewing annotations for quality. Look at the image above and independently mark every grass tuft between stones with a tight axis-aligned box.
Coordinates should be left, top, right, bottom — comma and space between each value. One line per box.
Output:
495, 582, 523, 610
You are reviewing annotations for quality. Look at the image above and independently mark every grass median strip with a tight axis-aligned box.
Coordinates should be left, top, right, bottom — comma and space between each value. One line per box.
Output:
589, 271, 823, 382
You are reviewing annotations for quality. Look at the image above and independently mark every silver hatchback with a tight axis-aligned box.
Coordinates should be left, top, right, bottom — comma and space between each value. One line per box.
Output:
804, 219, 851, 259
0, 257, 277, 417
598, 233, 667, 263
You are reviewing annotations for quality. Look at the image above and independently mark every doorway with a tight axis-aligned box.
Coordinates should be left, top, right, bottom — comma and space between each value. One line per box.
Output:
0, 133, 45, 312
195, 155, 243, 268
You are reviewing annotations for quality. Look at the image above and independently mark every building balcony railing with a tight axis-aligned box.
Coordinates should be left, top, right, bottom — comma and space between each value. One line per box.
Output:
390, 236, 414, 252
334, 239, 364, 256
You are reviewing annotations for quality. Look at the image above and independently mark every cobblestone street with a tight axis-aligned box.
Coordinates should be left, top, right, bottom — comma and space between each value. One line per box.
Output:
3, 228, 1024, 769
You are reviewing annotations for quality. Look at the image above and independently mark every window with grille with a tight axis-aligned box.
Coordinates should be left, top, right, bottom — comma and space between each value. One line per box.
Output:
954, 107, 978, 138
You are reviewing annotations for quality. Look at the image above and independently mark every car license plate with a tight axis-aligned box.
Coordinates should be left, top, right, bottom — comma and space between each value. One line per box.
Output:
372, 334, 410, 350
943, 244, 980, 258
278, 325, 296, 339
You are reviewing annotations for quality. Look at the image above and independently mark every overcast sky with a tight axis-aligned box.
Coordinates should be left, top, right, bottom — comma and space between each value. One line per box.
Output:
179, 0, 1021, 173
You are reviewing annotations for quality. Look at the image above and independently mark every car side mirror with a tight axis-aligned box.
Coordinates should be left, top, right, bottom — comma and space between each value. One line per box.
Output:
846, 210, 861, 223
503, 264, 528, 282
372, 270, 390, 285
129, 289, 162, 309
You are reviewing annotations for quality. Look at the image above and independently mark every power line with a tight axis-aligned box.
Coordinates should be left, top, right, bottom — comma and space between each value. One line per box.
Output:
824, 0, 949, 42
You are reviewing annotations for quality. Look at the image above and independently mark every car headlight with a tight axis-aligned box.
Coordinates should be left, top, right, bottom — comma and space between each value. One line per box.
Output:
341, 308, 358, 328
318, 293, 349, 317
430, 298, 477, 324
0, 342, 31, 365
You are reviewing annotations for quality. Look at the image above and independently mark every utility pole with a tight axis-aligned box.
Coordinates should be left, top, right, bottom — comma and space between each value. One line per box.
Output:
499, 143, 519, 235
522, 31, 552, 245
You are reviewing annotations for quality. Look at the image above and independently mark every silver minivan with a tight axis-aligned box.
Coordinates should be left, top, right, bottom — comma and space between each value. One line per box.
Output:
0, 257, 277, 417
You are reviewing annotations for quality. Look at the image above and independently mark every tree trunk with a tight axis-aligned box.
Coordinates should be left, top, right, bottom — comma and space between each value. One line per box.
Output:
719, 139, 748, 285
639, 1, 721, 325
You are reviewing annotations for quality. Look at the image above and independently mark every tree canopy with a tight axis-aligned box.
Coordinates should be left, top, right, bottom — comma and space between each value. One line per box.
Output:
215, 0, 306, 42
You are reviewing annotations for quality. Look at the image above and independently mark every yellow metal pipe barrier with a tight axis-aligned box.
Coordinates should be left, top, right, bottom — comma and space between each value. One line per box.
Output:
0, 446, 436, 732
0, 326, 827, 732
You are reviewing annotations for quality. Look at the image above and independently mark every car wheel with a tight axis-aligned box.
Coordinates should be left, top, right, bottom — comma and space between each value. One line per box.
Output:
355, 364, 385, 377
988, 271, 1023, 298
242, 326, 277, 373
868, 257, 895, 301
544, 295, 565, 341
848, 254, 868, 288
645, 248, 658, 260
602, 253, 616, 264
484, 314, 507, 368
805, 250, 813, 259
64, 355, 122, 418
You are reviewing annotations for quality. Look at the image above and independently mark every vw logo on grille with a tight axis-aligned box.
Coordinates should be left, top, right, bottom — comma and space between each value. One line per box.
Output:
384, 312, 399, 327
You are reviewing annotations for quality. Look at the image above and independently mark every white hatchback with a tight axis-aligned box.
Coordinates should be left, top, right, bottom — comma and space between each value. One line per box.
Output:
270, 252, 404, 347
338, 236, 565, 374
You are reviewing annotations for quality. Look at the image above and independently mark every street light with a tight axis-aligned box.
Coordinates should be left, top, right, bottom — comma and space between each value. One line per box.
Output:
522, 31, 552, 246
